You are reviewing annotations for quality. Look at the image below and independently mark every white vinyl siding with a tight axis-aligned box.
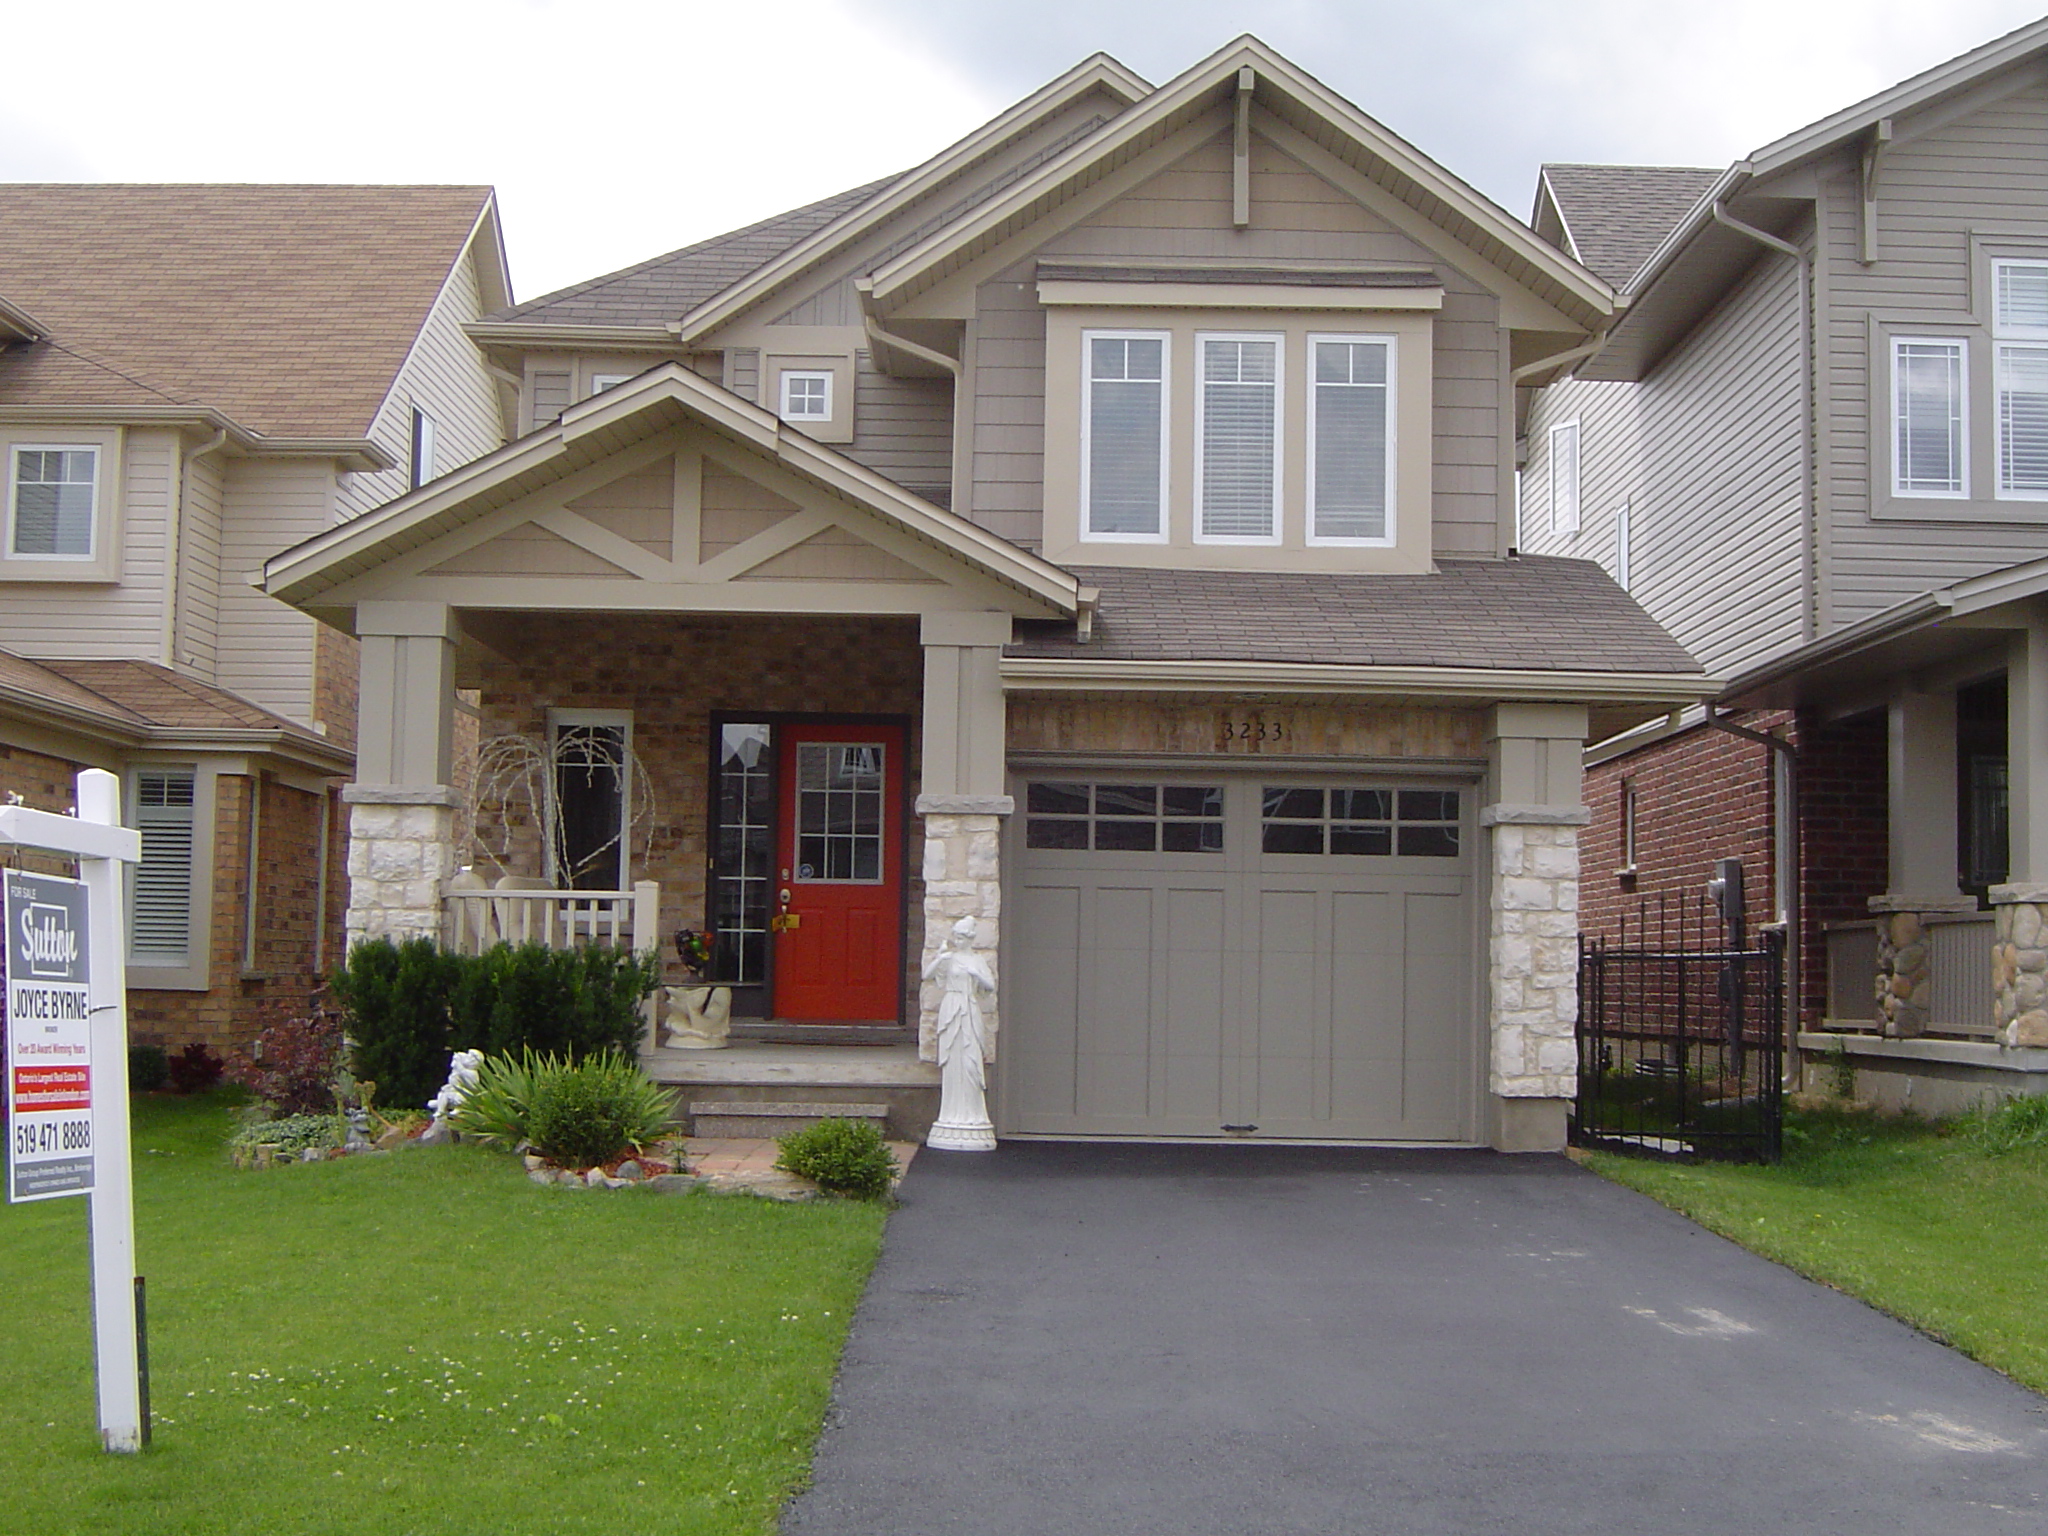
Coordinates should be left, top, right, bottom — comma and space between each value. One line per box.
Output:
8, 445, 98, 558
1308, 336, 1393, 543
1892, 337, 1968, 497
1196, 334, 1281, 542
1082, 331, 1168, 539
1996, 261, 2048, 499
1549, 421, 1580, 536
131, 768, 197, 964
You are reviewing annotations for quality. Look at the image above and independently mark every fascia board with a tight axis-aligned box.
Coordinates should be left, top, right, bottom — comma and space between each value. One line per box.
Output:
0, 403, 387, 471
1717, 592, 1952, 702
0, 680, 351, 775
672, 57, 1155, 345
1000, 656, 1718, 703
0, 292, 48, 342
467, 196, 515, 317
0, 680, 149, 747
463, 321, 679, 350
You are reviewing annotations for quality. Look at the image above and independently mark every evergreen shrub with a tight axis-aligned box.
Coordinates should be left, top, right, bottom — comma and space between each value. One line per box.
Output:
128, 1044, 170, 1093
520, 1052, 677, 1169
774, 1118, 898, 1200
328, 937, 458, 1112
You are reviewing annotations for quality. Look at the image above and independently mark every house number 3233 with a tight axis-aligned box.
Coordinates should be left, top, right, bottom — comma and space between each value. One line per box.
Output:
1220, 718, 1287, 746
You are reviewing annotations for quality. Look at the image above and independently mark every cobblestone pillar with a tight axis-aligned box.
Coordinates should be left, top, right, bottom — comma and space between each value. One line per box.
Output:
1483, 807, 1588, 1105
1868, 895, 1975, 1039
342, 786, 461, 948
915, 796, 1010, 1067
1992, 883, 2048, 1047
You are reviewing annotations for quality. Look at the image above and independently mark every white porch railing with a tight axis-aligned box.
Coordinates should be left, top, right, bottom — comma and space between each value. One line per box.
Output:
443, 878, 663, 957
1925, 911, 1997, 1039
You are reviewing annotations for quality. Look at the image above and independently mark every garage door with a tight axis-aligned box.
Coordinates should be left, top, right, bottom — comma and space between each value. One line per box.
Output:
1003, 775, 1476, 1142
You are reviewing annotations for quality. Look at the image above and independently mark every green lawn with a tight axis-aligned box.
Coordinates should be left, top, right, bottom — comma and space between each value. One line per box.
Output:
1, 1093, 887, 1536
1584, 1106, 2048, 1394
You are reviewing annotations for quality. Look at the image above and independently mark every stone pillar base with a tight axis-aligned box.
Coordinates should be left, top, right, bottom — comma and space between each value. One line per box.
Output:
915, 799, 1008, 1064
343, 784, 462, 950
1492, 1096, 1568, 1153
1991, 884, 2048, 1047
1485, 810, 1587, 1101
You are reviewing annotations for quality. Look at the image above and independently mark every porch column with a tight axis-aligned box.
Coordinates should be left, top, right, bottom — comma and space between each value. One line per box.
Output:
1869, 686, 1973, 1037
1481, 702, 1589, 1153
343, 601, 462, 949
916, 612, 1011, 1097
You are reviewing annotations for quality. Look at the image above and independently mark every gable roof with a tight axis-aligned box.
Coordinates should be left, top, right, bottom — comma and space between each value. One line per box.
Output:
262, 362, 1080, 621
858, 36, 1616, 330
1533, 165, 1721, 288
0, 184, 503, 438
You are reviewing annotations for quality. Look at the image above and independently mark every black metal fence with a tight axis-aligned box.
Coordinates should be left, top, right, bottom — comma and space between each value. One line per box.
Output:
1573, 896, 1785, 1163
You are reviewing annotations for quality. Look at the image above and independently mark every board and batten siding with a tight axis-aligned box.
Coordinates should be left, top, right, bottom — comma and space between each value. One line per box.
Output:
173, 447, 226, 681
337, 242, 505, 522
1819, 80, 2048, 627
0, 427, 176, 662
1521, 244, 1806, 681
215, 458, 335, 724
971, 129, 1507, 555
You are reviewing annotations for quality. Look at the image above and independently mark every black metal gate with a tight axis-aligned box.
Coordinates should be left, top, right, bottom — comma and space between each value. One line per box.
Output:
1573, 897, 1785, 1163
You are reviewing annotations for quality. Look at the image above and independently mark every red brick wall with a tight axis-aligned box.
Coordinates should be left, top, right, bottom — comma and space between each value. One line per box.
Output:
1794, 708, 1888, 1028
0, 742, 92, 879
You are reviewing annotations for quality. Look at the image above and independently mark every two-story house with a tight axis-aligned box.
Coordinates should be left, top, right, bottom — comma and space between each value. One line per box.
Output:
0, 185, 511, 1052
1519, 17, 2048, 1111
261, 39, 1710, 1151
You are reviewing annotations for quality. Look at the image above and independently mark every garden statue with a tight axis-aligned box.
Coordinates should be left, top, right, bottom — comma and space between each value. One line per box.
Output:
923, 916, 996, 1151
427, 1049, 485, 1121
665, 927, 732, 1050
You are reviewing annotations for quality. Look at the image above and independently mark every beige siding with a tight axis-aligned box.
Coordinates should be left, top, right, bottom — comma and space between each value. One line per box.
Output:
0, 427, 176, 662
1521, 246, 1806, 680
175, 447, 226, 680
726, 349, 760, 404
338, 244, 505, 521
215, 457, 335, 723
1819, 81, 2048, 627
972, 131, 1507, 554
529, 368, 573, 430
844, 349, 953, 505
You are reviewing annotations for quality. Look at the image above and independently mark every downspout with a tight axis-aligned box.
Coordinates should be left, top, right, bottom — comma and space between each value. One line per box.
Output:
164, 428, 230, 672
1711, 200, 1817, 644
1705, 705, 1803, 1088
855, 278, 966, 510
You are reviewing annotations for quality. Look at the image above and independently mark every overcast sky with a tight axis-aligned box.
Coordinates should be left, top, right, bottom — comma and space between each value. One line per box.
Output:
5, 1, 2046, 301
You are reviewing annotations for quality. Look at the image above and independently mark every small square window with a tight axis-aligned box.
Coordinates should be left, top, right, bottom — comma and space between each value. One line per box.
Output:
10, 445, 98, 558
779, 371, 833, 422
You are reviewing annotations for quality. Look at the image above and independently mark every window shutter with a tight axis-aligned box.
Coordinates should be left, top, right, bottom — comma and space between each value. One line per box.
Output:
132, 769, 196, 962
1198, 337, 1278, 539
1085, 335, 1165, 535
1894, 339, 1965, 495
1550, 422, 1580, 535
1311, 340, 1389, 540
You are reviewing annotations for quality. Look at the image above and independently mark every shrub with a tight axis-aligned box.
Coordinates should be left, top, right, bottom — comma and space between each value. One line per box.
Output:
226, 1007, 346, 1116
775, 1118, 898, 1200
167, 1042, 225, 1094
450, 1048, 553, 1149
228, 1112, 342, 1158
128, 1044, 170, 1093
522, 1053, 677, 1170
329, 937, 459, 1112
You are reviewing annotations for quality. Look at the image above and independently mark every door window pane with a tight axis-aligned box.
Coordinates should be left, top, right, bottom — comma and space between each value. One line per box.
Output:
711, 723, 773, 983
795, 741, 885, 884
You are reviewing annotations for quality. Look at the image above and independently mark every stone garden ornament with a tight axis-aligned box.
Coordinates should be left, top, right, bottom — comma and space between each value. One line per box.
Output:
428, 1048, 485, 1121
924, 915, 996, 1151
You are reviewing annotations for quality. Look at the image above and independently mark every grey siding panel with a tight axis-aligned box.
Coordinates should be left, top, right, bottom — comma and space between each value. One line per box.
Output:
727, 348, 760, 405
1822, 82, 2048, 626
1522, 246, 1805, 680
175, 449, 225, 680
0, 428, 175, 662
529, 370, 572, 428
215, 458, 334, 725
970, 275, 1045, 538
843, 350, 952, 503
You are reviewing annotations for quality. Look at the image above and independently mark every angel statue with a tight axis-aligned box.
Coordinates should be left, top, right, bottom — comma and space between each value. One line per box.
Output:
922, 916, 996, 1150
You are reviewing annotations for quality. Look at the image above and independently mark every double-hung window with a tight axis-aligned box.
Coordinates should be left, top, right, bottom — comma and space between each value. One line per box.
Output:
1548, 420, 1580, 536
1893, 336, 1968, 497
1196, 333, 1280, 542
1309, 335, 1393, 543
1996, 260, 2048, 499
1083, 332, 1167, 538
9, 445, 98, 558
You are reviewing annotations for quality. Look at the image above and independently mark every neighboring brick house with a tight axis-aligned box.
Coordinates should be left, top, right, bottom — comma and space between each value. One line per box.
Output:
266, 39, 1709, 1152
1520, 16, 2048, 1109
0, 186, 512, 1052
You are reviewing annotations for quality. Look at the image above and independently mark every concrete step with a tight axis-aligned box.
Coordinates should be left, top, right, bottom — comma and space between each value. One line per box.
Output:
688, 1099, 890, 1139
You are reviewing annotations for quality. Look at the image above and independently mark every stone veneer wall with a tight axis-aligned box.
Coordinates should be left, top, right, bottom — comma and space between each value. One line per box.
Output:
1992, 884, 2048, 1048
1486, 814, 1584, 1099
917, 808, 1004, 1063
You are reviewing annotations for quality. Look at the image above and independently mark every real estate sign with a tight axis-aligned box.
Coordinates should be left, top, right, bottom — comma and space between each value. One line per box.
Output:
6, 868, 94, 1202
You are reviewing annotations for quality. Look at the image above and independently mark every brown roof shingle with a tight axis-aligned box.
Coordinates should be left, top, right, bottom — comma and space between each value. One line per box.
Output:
0, 184, 492, 437
1538, 165, 1721, 288
0, 648, 336, 750
1007, 558, 1704, 674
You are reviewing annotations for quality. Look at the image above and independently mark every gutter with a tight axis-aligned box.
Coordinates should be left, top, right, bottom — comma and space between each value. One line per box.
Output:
1711, 198, 1818, 642
163, 427, 229, 672
1001, 655, 1717, 703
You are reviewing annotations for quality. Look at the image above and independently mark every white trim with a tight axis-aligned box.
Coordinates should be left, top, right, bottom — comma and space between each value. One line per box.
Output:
1613, 497, 1632, 590
589, 372, 633, 396
1890, 334, 1970, 499
409, 408, 437, 491
777, 369, 834, 423
6, 441, 101, 561
1548, 420, 1580, 536
1305, 332, 1397, 547
1193, 330, 1283, 545
1079, 328, 1170, 543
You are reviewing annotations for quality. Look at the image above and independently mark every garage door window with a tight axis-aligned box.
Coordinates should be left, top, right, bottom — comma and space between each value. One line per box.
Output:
1261, 786, 1460, 856
1024, 782, 1224, 852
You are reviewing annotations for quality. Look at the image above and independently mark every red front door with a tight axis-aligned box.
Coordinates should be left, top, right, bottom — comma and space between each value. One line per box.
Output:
771, 722, 905, 1022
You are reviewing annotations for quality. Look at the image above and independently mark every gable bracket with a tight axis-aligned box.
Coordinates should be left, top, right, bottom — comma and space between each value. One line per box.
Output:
1860, 117, 1893, 266
1233, 66, 1254, 229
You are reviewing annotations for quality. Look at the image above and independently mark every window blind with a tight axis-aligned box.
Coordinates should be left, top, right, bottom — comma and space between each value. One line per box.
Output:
132, 768, 196, 962
1997, 262, 2048, 496
11, 447, 97, 557
1199, 337, 1278, 539
1085, 335, 1165, 535
1311, 339, 1389, 540
1895, 339, 1965, 495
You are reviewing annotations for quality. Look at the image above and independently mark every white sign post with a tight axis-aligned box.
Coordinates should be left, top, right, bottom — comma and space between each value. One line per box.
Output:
0, 769, 144, 1453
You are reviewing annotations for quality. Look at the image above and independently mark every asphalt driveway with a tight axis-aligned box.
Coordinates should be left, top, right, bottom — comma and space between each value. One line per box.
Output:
782, 1143, 2048, 1536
